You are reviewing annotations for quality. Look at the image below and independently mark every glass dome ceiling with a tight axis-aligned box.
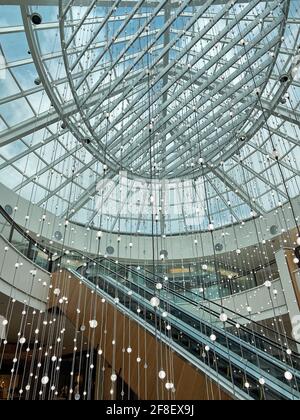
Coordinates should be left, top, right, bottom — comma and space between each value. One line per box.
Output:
0, 0, 300, 235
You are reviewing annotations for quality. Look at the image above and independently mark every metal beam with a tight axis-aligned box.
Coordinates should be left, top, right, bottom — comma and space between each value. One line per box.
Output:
211, 167, 265, 215
2, 0, 263, 6
122, 21, 281, 173
261, 99, 300, 126
0, 67, 153, 147
96, 0, 278, 158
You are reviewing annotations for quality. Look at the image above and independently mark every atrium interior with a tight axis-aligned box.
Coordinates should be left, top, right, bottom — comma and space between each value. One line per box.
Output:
0, 0, 300, 401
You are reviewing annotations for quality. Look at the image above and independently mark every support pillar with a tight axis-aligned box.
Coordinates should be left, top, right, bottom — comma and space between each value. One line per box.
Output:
275, 248, 300, 352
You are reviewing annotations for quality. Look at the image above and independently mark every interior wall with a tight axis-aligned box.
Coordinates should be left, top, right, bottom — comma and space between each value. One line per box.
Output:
1, 183, 299, 262
0, 234, 50, 310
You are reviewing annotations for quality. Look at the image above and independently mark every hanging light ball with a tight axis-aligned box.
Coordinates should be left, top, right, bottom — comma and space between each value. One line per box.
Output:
158, 370, 166, 380
89, 320, 98, 329
41, 376, 49, 385
259, 378, 265, 386
150, 297, 160, 307
297, 237, 300, 246
284, 371, 293, 381
111, 374, 118, 382
156, 283, 163, 290
219, 313, 228, 323
264, 281, 272, 288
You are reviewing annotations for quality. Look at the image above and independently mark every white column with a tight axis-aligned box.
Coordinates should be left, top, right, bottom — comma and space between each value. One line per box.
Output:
275, 249, 300, 352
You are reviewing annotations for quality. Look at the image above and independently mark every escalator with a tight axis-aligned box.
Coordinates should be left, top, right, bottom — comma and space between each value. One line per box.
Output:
54, 253, 300, 400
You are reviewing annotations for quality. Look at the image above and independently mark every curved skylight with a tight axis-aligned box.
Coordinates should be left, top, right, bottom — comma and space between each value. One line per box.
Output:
0, 0, 300, 235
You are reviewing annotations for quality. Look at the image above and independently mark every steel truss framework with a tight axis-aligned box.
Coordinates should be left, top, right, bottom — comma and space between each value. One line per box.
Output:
0, 0, 300, 235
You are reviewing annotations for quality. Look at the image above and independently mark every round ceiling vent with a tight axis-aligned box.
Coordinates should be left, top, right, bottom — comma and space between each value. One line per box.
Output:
160, 250, 168, 259
31, 13, 42, 25
106, 246, 115, 255
4, 205, 13, 216
54, 231, 63, 241
270, 225, 279, 236
215, 243, 224, 252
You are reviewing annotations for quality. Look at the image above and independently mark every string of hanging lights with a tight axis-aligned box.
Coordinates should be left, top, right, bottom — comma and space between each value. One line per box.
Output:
0, 0, 300, 402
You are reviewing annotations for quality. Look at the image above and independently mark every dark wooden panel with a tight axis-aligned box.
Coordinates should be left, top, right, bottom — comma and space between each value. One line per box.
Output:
50, 270, 232, 400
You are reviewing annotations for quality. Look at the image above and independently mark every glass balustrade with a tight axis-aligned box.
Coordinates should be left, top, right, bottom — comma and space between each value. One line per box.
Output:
65, 255, 300, 401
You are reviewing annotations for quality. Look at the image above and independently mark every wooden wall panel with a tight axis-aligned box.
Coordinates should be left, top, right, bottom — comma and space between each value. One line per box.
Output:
285, 250, 300, 310
49, 271, 232, 401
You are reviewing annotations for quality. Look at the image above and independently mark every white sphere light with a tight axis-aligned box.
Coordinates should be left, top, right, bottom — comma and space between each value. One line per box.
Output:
89, 320, 98, 329
150, 297, 160, 308
41, 376, 49, 385
264, 281, 272, 288
156, 283, 163, 290
259, 378, 265, 386
219, 313, 228, 323
158, 370, 166, 380
111, 374, 117, 382
210, 334, 217, 342
284, 371, 293, 381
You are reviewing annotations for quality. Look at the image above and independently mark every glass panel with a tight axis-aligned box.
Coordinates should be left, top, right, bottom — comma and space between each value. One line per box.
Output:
32, 247, 49, 271
11, 228, 29, 256
0, 213, 11, 241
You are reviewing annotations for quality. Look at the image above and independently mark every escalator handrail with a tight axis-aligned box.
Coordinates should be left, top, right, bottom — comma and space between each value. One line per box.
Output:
78, 258, 300, 369
81, 254, 300, 349
71, 268, 300, 400
70, 268, 254, 400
